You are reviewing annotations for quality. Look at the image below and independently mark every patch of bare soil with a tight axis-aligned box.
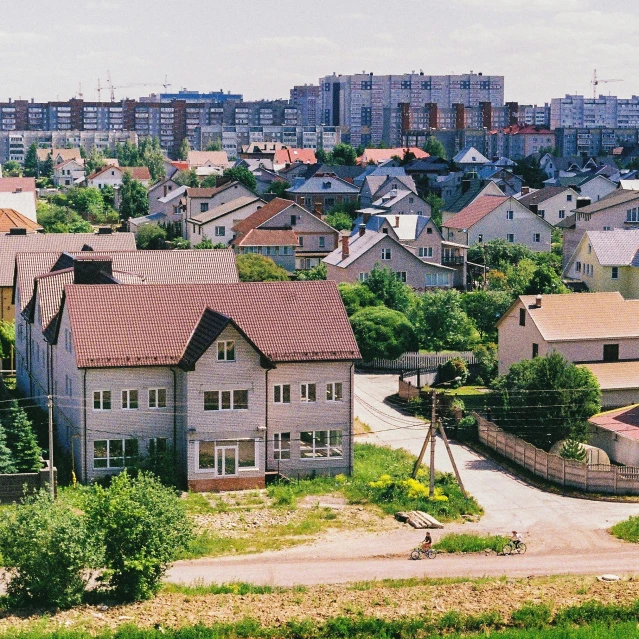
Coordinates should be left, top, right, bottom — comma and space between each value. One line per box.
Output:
2, 576, 639, 633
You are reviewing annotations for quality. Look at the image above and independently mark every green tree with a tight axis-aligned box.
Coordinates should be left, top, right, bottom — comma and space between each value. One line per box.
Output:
363, 264, 412, 313
67, 186, 105, 221
193, 237, 226, 249
135, 224, 167, 249
327, 143, 357, 166
514, 156, 548, 189
37, 201, 92, 233
473, 342, 498, 384
199, 174, 220, 188
461, 290, 513, 340
100, 184, 116, 209
324, 210, 352, 231
178, 137, 191, 161
350, 306, 418, 361
86, 471, 192, 601
171, 237, 191, 249
85, 147, 106, 176
2, 402, 42, 472
0, 319, 15, 360
119, 172, 149, 220
265, 180, 291, 198
315, 148, 328, 164
560, 438, 588, 461
468, 239, 534, 270
409, 289, 477, 352
492, 352, 601, 450
296, 263, 326, 280
0, 422, 15, 474
0, 491, 99, 608
115, 140, 141, 167
426, 192, 444, 227
423, 136, 447, 159
141, 137, 166, 182
41, 152, 54, 179
236, 254, 289, 281
223, 166, 257, 191
205, 140, 222, 151
23, 143, 39, 178
523, 264, 569, 295
175, 169, 199, 187
2, 160, 21, 176
338, 282, 379, 316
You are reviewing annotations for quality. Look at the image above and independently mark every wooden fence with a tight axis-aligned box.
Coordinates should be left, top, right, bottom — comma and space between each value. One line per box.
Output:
475, 413, 639, 496
358, 351, 477, 371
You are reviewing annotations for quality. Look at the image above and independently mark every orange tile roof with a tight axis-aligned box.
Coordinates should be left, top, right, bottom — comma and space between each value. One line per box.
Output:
0, 208, 42, 233
0, 177, 37, 193
232, 197, 295, 236
234, 228, 298, 247
87, 165, 151, 181
443, 195, 509, 230
357, 147, 429, 165
590, 404, 639, 440
273, 148, 317, 165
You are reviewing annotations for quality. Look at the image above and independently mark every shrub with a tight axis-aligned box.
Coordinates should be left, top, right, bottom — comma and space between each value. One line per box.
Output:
440, 357, 468, 387
610, 515, 639, 543
0, 490, 98, 608
433, 533, 508, 554
511, 602, 552, 628
86, 471, 193, 601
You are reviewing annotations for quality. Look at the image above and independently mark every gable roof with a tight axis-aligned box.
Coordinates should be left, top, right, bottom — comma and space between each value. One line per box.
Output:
518, 186, 576, 207
443, 195, 510, 230
187, 150, 229, 168
185, 181, 247, 199
233, 228, 298, 247
443, 179, 503, 213
453, 147, 489, 165
273, 148, 317, 165
1, 232, 136, 288
580, 229, 639, 266
0, 177, 37, 194
351, 214, 433, 241
364, 174, 417, 197
190, 196, 263, 224
231, 197, 296, 235
0, 209, 42, 234
64, 281, 360, 367
88, 165, 151, 181
576, 189, 639, 214
372, 188, 424, 209
498, 292, 639, 342
357, 147, 428, 165
36, 148, 82, 163
314, 164, 367, 181
286, 175, 360, 194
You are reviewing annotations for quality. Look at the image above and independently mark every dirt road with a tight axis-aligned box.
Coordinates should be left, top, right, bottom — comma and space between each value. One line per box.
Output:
167, 374, 639, 586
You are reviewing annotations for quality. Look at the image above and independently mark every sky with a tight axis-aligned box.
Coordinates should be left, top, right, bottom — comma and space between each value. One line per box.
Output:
1, 0, 638, 105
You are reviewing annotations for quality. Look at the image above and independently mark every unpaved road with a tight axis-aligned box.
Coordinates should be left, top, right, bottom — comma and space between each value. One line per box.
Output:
167, 374, 639, 586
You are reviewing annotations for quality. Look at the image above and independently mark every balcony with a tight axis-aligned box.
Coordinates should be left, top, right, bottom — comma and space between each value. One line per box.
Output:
442, 255, 465, 265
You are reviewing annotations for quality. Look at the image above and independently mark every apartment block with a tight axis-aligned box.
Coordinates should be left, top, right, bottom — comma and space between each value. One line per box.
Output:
290, 85, 321, 126
550, 95, 639, 130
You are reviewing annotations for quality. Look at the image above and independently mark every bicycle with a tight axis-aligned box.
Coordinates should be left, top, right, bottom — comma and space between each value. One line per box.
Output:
502, 540, 527, 555
410, 546, 437, 560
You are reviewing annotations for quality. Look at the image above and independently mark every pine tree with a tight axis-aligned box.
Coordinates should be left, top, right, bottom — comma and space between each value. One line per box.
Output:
560, 438, 588, 462
23, 143, 39, 178
4, 403, 42, 472
0, 423, 16, 474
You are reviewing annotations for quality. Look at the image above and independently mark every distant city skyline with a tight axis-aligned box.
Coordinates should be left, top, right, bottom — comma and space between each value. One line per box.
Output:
1, 0, 638, 104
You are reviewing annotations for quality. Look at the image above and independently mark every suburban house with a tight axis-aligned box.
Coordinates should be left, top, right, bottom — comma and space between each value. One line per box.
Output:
356, 147, 428, 165
443, 178, 504, 214
0, 208, 42, 235
48, 280, 359, 489
496, 292, 639, 406
15, 249, 240, 412
232, 229, 298, 272
324, 226, 455, 289
360, 174, 417, 207
563, 229, 639, 298
371, 189, 431, 217
452, 146, 490, 171
273, 148, 317, 170
561, 190, 639, 267
286, 176, 359, 216
185, 196, 264, 246
148, 178, 180, 211
518, 186, 579, 226
0, 177, 38, 222
552, 174, 617, 204
182, 181, 256, 226
590, 405, 639, 466
186, 150, 230, 171
0, 231, 136, 322
53, 159, 86, 188
36, 148, 82, 165
232, 197, 338, 270
442, 195, 552, 251
87, 165, 151, 189
477, 167, 523, 197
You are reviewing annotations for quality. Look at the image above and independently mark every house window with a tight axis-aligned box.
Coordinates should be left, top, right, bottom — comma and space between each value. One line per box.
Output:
507, 234, 515, 243
381, 248, 391, 260
324, 197, 335, 209
65, 375, 73, 396
587, 244, 592, 254
200, 203, 209, 213
149, 437, 167, 454
300, 430, 343, 458
538, 210, 545, 219
93, 390, 111, 410
533, 233, 541, 243
612, 266, 619, 280
326, 382, 343, 402
274, 384, 291, 404
94, 438, 138, 469
215, 226, 225, 236
567, 194, 573, 202
426, 227, 433, 234
419, 247, 433, 257
203, 389, 249, 410
290, 214, 297, 226
382, 227, 388, 234
197, 439, 257, 473
519, 309, 526, 326
304, 197, 312, 209
300, 383, 316, 403
395, 271, 407, 282
603, 344, 619, 362
575, 261, 581, 273
319, 236, 325, 249
358, 272, 369, 282
149, 388, 167, 408
298, 236, 304, 247
478, 234, 483, 242
506, 210, 514, 220
603, 226, 611, 231
559, 210, 565, 219
273, 433, 291, 460
217, 340, 235, 361
532, 343, 539, 358
121, 389, 138, 410
409, 197, 414, 204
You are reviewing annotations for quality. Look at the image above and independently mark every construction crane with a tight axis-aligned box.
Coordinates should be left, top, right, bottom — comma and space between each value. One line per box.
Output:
592, 69, 623, 98
163, 74, 171, 93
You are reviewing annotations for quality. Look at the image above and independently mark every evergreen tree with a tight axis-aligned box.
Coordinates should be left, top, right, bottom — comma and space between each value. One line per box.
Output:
119, 172, 149, 220
23, 143, 39, 178
0, 423, 16, 474
560, 438, 588, 462
423, 136, 447, 159
3, 403, 42, 472
178, 137, 191, 161
41, 153, 54, 179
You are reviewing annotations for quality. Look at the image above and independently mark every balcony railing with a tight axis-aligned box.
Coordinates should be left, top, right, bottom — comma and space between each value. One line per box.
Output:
442, 255, 465, 265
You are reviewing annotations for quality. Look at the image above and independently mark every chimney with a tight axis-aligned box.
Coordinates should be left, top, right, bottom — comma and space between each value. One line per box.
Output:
362, 211, 371, 224
73, 255, 113, 284
461, 178, 471, 193
529, 203, 538, 215
521, 186, 530, 195
96, 226, 113, 234
358, 223, 366, 237
576, 197, 591, 209
15, 187, 22, 193
395, 215, 400, 228
535, 294, 542, 308
341, 234, 350, 259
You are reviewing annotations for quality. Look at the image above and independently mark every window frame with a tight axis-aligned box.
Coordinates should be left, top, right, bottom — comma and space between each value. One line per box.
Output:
148, 388, 167, 409
326, 382, 343, 402
93, 390, 111, 411
300, 382, 317, 403
214, 225, 225, 237
381, 248, 392, 260
217, 340, 236, 362
274, 384, 291, 404
93, 438, 138, 469
121, 389, 139, 410
506, 233, 515, 243
300, 429, 343, 459
203, 389, 249, 411
612, 266, 619, 280
273, 432, 291, 460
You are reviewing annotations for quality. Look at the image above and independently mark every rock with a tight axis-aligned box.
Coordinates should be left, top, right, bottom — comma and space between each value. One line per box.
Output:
597, 574, 621, 582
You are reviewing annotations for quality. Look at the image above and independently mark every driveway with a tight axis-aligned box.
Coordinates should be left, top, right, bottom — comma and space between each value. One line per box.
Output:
167, 374, 639, 586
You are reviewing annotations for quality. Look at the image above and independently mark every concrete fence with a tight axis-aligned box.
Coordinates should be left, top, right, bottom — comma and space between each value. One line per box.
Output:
0, 465, 57, 504
475, 413, 639, 496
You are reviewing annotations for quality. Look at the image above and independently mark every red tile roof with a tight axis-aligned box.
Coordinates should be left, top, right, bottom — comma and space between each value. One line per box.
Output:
88, 165, 151, 181
443, 195, 509, 230
232, 197, 295, 236
185, 181, 245, 198
590, 405, 639, 441
0, 208, 42, 233
64, 281, 360, 367
273, 148, 317, 165
233, 228, 298, 247
357, 147, 429, 165
0, 177, 37, 194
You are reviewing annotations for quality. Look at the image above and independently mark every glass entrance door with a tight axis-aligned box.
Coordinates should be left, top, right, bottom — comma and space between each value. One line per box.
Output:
216, 446, 238, 476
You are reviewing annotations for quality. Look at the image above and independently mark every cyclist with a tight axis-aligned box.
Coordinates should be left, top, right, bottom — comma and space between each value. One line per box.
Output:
511, 530, 523, 549
421, 531, 432, 552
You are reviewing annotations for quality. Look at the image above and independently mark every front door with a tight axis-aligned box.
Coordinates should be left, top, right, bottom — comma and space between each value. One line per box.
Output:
216, 445, 238, 476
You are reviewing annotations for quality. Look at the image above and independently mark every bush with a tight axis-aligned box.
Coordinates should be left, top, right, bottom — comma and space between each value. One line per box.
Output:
610, 515, 639, 542
440, 358, 468, 387
0, 490, 98, 608
86, 471, 193, 601
511, 602, 552, 628
136, 224, 167, 249
433, 533, 508, 554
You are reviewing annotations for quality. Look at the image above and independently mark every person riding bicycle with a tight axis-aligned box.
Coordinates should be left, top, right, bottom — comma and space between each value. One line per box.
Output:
421, 532, 432, 552
511, 530, 523, 549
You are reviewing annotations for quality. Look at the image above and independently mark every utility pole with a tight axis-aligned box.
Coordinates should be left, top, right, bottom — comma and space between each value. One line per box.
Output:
48, 395, 55, 499
437, 419, 467, 497
412, 389, 436, 479
429, 409, 437, 497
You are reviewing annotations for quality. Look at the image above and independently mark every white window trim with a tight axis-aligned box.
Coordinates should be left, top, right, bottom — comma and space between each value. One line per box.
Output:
203, 389, 249, 411
273, 432, 291, 461
326, 382, 344, 402
299, 429, 343, 459
274, 384, 291, 404
217, 340, 236, 362
300, 382, 317, 403
93, 390, 111, 411
148, 388, 167, 409
194, 439, 259, 474
121, 389, 139, 410
93, 438, 138, 469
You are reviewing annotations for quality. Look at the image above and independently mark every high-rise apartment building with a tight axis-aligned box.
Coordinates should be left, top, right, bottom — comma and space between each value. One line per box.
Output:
550, 95, 639, 130
290, 85, 321, 126
320, 72, 504, 146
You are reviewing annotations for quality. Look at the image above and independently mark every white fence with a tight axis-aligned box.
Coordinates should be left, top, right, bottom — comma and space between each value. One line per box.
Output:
358, 351, 477, 371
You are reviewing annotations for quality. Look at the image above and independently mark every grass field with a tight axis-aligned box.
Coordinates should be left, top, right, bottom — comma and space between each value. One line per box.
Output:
610, 515, 639, 542
433, 532, 509, 554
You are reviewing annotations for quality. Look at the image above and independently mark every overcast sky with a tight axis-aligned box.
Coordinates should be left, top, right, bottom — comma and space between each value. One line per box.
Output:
1, 0, 637, 105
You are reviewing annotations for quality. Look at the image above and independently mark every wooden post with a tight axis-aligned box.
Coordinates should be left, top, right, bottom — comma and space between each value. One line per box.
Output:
412, 389, 437, 480
429, 418, 437, 497
437, 420, 468, 498
412, 425, 432, 479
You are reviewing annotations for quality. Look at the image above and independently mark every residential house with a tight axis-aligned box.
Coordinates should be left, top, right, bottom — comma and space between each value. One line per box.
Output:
495, 126, 555, 159
36, 148, 82, 165
182, 181, 256, 227
452, 146, 490, 170
356, 147, 428, 165
51, 280, 360, 488
185, 196, 264, 246
0, 177, 38, 222
561, 190, 639, 267
552, 174, 617, 204
442, 195, 552, 251
442, 177, 504, 214
0, 177, 37, 196
371, 189, 431, 217
15, 249, 240, 409
148, 178, 180, 212
0, 231, 136, 322
404, 156, 452, 179
0, 209, 41, 235
353, 166, 410, 189
53, 159, 85, 188
232, 197, 338, 270
518, 186, 579, 226
563, 229, 639, 298
477, 167, 523, 197
590, 405, 639, 466
272, 148, 317, 170
232, 229, 298, 272
87, 165, 151, 189
313, 164, 367, 183
497, 292, 639, 407
286, 176, 359, 216
186, 150, 230, 171
324, 227, 454, 289
360, 174, 417, 207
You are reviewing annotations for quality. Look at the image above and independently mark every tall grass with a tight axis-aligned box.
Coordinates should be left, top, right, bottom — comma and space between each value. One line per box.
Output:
610, 515, 639, 542
433, 532, 509, 554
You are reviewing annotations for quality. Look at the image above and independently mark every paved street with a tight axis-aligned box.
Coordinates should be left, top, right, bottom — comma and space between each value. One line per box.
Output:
167, 373, 639, 586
